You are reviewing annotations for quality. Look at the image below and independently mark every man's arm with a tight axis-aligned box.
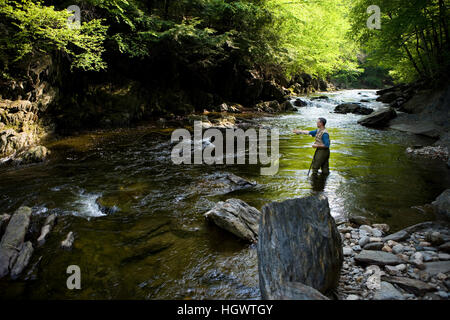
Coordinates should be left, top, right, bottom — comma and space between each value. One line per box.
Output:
293, 129, 310, 135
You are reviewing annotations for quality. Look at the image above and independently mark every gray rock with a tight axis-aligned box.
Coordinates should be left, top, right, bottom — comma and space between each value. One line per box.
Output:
381, 276, 436, 296
0, 206, 32, 278
355, 250, 403, 266
258, 195, 343, 298
204, 198, 260, 242
383, 230, 409, 242
363, 242, 384, 250
392, 244, 404, 254
359, 236, 370, 247
357, 107, 397, 127
373, 281, 404, 300
10, 241, 34, 280
272, 281, 329, 300
343, 247, 353, 256
424, 261, 450, 275
61, 231, 75, 250
432, 189, 450, 221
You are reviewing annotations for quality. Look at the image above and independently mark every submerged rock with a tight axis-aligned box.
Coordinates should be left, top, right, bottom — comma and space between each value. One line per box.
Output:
357, 107, 397, 127
204, 198, 260, 242
37, 214, 57, 247
61, 231, 75, 250
258, 195, 343, 298
0, 206, 32, 279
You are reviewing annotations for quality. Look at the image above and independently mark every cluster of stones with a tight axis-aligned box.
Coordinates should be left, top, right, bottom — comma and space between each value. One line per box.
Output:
0, 207, 74, 280
337, 219, 450, 300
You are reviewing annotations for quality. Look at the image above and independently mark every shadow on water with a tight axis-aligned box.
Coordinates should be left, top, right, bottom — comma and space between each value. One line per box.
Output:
0, 90, 448, 299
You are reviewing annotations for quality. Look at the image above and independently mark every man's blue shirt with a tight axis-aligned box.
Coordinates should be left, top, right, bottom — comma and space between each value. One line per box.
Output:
308, 129, 330, 148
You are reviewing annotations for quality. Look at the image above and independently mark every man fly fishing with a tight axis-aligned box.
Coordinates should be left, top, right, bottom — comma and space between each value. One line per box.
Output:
293, 117, 330, 175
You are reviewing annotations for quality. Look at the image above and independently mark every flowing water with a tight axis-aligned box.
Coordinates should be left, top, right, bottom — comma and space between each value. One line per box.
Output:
0, 90, 448, 299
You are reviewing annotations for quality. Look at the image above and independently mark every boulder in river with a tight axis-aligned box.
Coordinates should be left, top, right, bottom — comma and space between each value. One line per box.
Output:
204, 198, 260, 242
432, 189, 450, 221
293, 98, 308, 107
357, 107, 397, 127
280, 100, 296, 112
334, 103, 373, 115
258, 195, 343, 299
0, 206, 32, 279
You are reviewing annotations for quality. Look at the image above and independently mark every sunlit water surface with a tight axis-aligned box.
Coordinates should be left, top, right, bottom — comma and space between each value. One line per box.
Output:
0, 90, 448, 299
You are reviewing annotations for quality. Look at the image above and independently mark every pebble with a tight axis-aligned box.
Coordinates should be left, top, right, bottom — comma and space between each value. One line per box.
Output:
359, 236, 370, 247
343, 247, 353, 256
387, 240, 398, 247
436, 273, 447, 280
385, 265, 399, 275
366, 273, 381, 290
352, 245, 362, 252
61, 231, 75, 250
396, 264, 406, 272
346, 294, 360, 300
370, 237, 382, 242
372, 224, 389, 233
392, 244, 404, 254
413, 252, 424, 266
382, 245, 392, 253
345, 233, 351, 239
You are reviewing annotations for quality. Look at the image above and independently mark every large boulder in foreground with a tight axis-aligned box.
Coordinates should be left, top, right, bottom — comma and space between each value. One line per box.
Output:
258, 195, 343, 299
432, 189, 450, 221
0, 206, 32, 279
358, 107, 397, 127
204, 198, 260, 242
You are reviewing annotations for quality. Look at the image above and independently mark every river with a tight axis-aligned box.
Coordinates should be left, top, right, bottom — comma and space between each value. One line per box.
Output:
0, 89, 448, 299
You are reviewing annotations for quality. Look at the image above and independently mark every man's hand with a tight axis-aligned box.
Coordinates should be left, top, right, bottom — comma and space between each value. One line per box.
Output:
312, 143, 325, 149
293, 129, 308, 135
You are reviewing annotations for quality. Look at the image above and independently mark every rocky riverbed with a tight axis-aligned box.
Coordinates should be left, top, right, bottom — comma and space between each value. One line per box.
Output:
337, 219, 450, 300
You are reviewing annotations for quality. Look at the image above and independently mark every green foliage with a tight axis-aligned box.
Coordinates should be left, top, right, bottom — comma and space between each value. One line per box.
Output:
267, 0, 360, 79
0, 0, 108, 74
349, 0, 450, 83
